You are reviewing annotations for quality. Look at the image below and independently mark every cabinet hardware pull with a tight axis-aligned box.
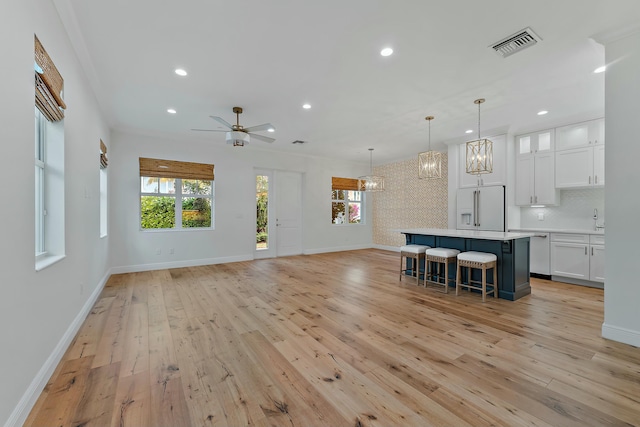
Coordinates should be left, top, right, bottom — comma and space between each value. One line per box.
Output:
591, 247, 593, 256
535, 196, 538, 203
595, 176, 598, 184
530, 196, 533, 203
585, 247, 587, 255
589, 176, 592, 184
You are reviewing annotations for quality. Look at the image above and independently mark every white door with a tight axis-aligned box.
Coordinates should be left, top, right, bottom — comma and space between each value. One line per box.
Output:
254, 169, 303, 258
275, 171, 303, 257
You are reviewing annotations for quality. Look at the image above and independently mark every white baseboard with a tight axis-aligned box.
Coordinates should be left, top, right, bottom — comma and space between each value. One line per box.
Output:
5, 269, 111, 427
303, 244, 372, 255
110, 255, 253, 274
602, 322, 640, 347
372, 244, 401, 252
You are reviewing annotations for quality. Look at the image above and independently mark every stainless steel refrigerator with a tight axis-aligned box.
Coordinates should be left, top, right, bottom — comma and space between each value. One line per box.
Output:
456, 185, 505, 232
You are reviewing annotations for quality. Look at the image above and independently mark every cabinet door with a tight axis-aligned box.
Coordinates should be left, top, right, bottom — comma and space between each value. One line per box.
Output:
555, 147, 593, 188
515, 156, 533, 205
530, 234, 550, 275
589, 118, 605, 146
556, 121, 590, 150
551, 242, 590, 279
556, 119, 603, 150
593, 144, 605, 186
533, 152, 557, 205
590, 244, 605, 282
459, 134, 506, 188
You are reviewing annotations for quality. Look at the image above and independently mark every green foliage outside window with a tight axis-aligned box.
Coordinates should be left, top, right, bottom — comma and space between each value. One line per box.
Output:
141, 196, 175, 229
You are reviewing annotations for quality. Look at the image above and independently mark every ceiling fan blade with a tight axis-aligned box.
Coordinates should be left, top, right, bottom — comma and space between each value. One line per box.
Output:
243, 123, 275, 133
249, 133, 275, 143
191, 128, 227, 132
209, 115, 233, 129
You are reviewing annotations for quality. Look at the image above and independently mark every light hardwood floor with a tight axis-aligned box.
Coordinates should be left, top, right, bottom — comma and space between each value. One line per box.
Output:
25, 249, 640, 426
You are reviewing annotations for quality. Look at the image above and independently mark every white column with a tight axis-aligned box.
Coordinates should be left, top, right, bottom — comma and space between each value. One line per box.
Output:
598, 28, 640, 346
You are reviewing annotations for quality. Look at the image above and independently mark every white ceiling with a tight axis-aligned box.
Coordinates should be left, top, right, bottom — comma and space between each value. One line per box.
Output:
56, 0, 640, 164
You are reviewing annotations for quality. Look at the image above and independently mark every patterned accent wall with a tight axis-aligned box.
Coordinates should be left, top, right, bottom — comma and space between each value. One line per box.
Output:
373, 154, 449, 247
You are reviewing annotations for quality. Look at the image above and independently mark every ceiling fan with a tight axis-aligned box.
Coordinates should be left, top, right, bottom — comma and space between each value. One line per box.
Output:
192, 106, 275, 146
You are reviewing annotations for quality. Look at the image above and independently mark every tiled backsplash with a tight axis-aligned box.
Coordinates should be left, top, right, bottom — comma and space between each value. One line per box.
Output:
373, 154, 449, 246
519, 188, 604, 230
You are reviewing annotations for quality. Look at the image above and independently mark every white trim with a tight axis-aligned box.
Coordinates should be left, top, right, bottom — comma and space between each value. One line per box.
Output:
4, 269, 111, 427
602, 323, 640, 347
34, 254, 66, 272
592, 23, 640, 45
372, 244, 401, 252
110, 255, 253, 274
303, 244, 372, 255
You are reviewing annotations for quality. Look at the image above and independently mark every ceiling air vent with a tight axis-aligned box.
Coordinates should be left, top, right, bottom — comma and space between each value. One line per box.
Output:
291, 140, 306, 144
490, 27, 541, 58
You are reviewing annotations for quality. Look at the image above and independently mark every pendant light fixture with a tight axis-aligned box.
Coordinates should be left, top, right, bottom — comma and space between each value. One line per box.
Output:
358, 148, 385, 192
418, 116, 442, 179
465, 98, 493, 175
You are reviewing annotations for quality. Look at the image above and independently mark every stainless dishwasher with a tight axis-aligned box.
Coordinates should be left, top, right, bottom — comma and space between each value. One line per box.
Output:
530, 233, 550, 276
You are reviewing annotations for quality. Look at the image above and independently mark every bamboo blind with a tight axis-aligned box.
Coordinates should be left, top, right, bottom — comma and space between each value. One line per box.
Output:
34, 35, 66, 122
139, 157, 214, 181
332, 177, 359, 191
100, 139, 108, 169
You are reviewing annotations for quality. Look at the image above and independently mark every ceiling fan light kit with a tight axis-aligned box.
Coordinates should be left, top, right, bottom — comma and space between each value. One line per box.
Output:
418, 115, 442, 179
466, 98, 493, 175
226, 131, 250, 146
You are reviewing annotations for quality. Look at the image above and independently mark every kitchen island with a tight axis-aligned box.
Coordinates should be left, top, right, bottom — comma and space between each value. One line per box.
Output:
398, 228, 534, 301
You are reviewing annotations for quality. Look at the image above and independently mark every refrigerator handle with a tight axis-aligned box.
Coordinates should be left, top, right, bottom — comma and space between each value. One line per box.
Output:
476, 190, 480, 227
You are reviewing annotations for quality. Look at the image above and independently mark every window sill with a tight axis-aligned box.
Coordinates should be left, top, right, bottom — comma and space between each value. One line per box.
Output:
35, 254, 66, 271
140, 227, 214, 233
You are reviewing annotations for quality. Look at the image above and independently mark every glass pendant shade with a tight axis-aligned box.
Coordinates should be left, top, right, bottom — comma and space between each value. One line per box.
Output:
466, 98, 494, 175
358, 148, 385, 192
418, 116, 442, 179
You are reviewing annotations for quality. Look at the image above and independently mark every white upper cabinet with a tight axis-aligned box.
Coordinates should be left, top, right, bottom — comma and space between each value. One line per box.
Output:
515, 130, 558, 205
517, 129, 554, 156
459, 134, 506, 188
556, 118, 604, 150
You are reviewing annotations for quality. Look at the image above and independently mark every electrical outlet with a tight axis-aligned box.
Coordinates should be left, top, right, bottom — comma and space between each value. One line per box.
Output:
80, 283, 84, 295
537, 212, 544, 221
156, 248, 161, 255
169, 248, 174, 254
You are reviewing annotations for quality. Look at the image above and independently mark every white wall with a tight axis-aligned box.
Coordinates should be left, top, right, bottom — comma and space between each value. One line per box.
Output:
109, 130, 373, 272
0, 1, 112, 425
600, 29, 640, 346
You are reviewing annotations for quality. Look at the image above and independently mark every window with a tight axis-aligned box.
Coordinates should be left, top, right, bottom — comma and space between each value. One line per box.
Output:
99, 140, 108, 237
139, 158, 214, 230
35, 35, 66, 270
331, 177, 363, 225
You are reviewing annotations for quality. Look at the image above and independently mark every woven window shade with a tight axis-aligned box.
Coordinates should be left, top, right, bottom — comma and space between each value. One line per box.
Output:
139, 157, 214, 181
332, 177, 359, 191
100, 140, 108, 169
34, 35, 66, 122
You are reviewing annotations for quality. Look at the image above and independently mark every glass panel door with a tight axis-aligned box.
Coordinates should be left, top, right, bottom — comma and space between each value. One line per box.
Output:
256, 174, 269, 250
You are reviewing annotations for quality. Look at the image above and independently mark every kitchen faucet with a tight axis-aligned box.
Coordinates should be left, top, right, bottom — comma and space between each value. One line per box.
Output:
593, 208, 605, 231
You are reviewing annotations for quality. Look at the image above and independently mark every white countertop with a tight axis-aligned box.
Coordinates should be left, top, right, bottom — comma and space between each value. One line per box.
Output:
509, 227, 605, 235
396, 228, 535, 241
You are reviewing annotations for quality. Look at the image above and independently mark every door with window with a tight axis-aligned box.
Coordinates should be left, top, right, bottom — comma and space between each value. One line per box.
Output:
254, 169, 302, 258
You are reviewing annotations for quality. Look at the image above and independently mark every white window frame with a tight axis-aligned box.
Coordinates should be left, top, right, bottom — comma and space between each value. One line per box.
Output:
35, 107, 45, 255
331, 189, 364, 225
99, 167, 108, 238
140, 176, 214, 231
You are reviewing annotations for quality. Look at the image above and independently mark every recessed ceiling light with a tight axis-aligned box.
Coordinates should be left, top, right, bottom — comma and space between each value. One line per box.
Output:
594, 65, 606, 74
167, 108, 177, 114
465, 129, 473, 134
302, 103, 311, 109
175, 68, 187, 76
380, 47, 393, 57
537, 110, 548, 116
267, 127, 275, 132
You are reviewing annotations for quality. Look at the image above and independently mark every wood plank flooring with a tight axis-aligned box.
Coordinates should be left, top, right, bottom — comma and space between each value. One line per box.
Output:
25, 249, 640, 426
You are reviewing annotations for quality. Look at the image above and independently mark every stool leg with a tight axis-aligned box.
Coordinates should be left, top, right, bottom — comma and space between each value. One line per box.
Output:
493, 266, 498, 298
481, 266, 487, 302
456, 262, 461, 296
443, 260, 449, 293
399, 253, 403, 281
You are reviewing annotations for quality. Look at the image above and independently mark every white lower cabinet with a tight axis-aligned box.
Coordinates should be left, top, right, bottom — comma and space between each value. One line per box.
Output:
550, 233, 604, 283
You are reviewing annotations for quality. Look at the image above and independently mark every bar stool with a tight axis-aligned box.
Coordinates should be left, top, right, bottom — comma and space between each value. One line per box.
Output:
456, 251, 497, 302
424, 248, 460, 293
400, 245, 430, 285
